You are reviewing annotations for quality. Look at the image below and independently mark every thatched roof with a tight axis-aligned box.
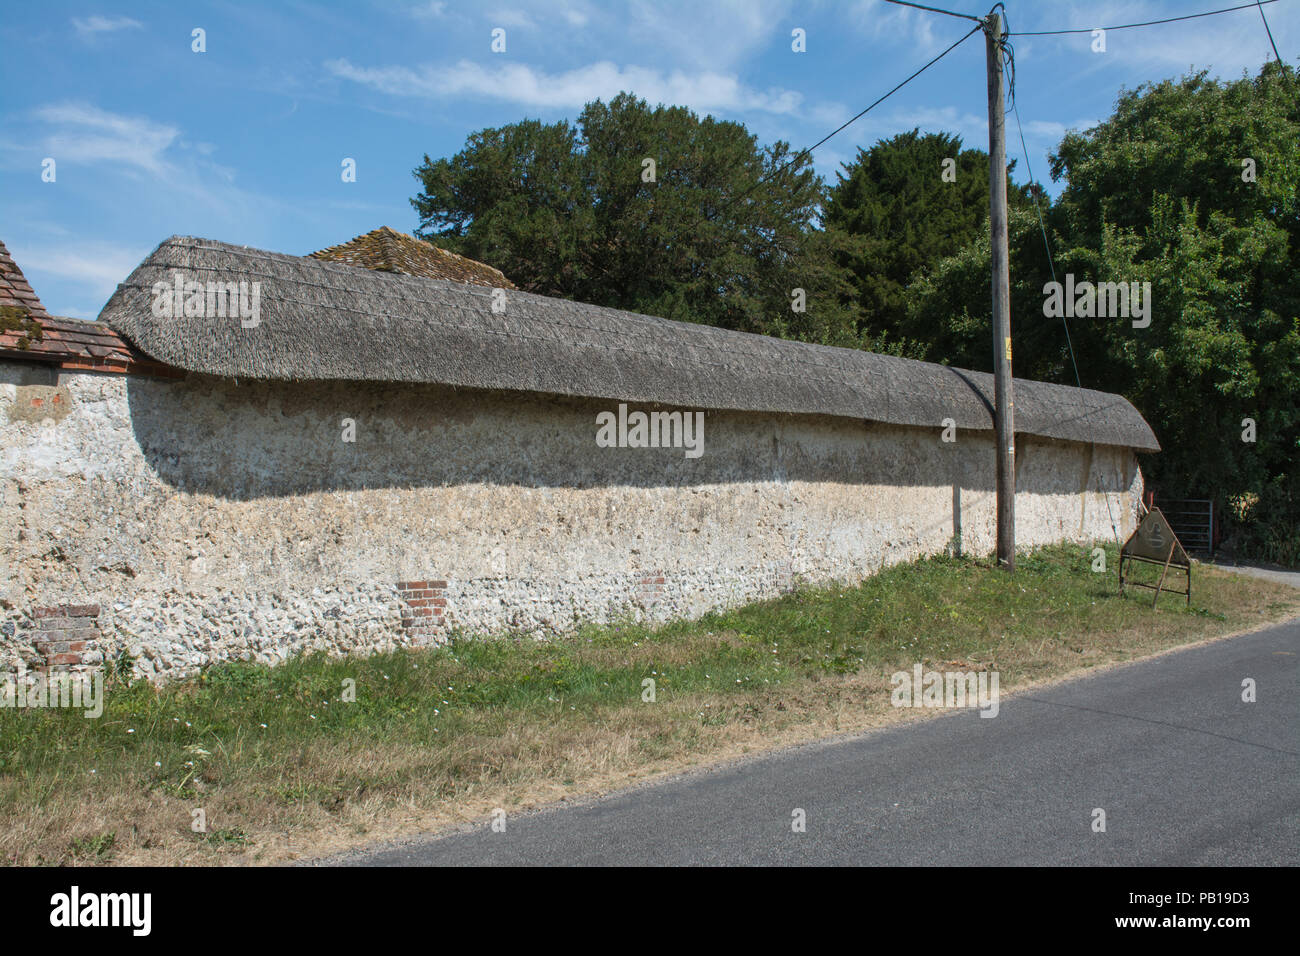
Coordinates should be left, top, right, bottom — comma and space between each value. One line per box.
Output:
99, 236, 1159, 451
310, 226, 515, 289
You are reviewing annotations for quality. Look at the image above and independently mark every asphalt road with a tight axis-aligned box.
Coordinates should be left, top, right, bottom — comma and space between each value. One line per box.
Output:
1210, 561, 1300, 590
332, 618, 1300, 866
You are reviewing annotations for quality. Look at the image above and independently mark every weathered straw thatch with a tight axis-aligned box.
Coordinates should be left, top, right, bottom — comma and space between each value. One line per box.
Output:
310, 226, 515, 289
100, 236, 1159, 450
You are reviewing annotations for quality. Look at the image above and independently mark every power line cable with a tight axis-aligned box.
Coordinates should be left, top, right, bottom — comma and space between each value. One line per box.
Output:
887, 1, 1154, 543
1008, 0, 1280, 36
1255, 0, 1289, 73
879, 0, 982, 23
719, 21, 982, 216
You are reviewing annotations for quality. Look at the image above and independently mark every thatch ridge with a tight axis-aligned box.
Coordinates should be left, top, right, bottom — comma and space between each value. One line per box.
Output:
99, 236, 1159, 450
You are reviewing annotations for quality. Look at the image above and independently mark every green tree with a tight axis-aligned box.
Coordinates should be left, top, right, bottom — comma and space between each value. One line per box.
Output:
1048, 63, 1300, 561
894, 64, 1299, 560
823, 129, 1031, 348
902, 203, 1064, 381
411, 93, 865, 347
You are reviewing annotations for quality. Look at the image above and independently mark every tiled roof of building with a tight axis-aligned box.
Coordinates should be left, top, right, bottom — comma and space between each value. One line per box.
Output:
309, 226, 515, 289
0, 313, 179, 375
1, 239, 51, 321
0, 239, 175, 375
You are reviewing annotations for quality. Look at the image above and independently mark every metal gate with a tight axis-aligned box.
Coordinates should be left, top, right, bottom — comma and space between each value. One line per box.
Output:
1154, 498, 1214, 556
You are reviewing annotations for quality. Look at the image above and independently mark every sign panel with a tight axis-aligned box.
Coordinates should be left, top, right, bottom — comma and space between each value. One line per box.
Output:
1122, 508, 1189, 565
1119, 507, 1191, 607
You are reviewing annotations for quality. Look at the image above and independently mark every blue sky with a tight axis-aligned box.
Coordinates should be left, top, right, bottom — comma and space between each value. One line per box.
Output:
1, 0, 1294, 318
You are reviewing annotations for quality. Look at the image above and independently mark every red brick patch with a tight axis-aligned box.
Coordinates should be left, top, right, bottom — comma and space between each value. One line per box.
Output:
25, 602, 102, 671
635, 571, 667, 607
34, 604, 99, 619
397, 579, 448, 644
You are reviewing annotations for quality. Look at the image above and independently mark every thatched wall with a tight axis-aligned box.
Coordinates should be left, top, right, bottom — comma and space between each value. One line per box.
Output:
2, 362, 1142, 681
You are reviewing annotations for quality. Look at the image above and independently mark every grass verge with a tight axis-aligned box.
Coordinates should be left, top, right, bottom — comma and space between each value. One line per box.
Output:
1, 543, 1296, 866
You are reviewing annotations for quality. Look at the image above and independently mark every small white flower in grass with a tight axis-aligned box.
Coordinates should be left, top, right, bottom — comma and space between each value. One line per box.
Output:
185, 721, 191, 728
154, 761, 161, 768
127, 728, 135, 734
90, 769, 96, 774
259, 723, 267, 728
310, 714, 317, 720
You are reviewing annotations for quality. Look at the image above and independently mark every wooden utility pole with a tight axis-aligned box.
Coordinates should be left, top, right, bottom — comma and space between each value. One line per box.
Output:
984, 9, 1015, 571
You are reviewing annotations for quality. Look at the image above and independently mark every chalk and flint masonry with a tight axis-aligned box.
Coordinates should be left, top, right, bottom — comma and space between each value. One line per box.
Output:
1, 231, 1159, 683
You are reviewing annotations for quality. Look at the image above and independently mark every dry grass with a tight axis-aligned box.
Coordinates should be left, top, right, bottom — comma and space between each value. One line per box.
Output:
1, 545, 1295, 866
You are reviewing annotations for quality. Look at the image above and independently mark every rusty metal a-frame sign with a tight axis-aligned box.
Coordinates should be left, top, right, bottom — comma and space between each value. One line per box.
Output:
1119, 507, 1191, 607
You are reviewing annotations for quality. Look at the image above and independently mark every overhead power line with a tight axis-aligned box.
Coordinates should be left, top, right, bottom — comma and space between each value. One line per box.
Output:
1255, 0, 1286, 68
719, 21, 982, 215
1008, 0, 1280, 36
879, 0, 982, 23
791, 23, 982, 165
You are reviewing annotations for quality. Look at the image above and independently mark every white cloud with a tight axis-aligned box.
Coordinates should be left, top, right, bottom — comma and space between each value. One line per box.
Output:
33, 102, 179, 175
626, 0, 792, 70
327, 57, 805, 115
562, 6, 590, 28
850, 0, 943, 54
853, 106, 988, 146
490, 9, 538, 30
408, 2, 446, 19
845, 108, 1091, 152
404, 0, 787, 68
1020, 117, 1099, 142
20, 102, 283, 225
1009, 0, 1294, 78
10, 240, 149, 302
71, 16, 143, 38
